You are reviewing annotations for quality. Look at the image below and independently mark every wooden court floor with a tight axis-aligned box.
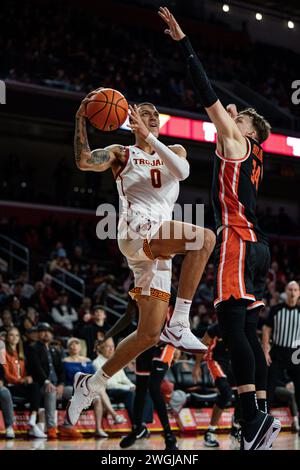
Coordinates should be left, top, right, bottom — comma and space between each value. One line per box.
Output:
0, 432, 299, 450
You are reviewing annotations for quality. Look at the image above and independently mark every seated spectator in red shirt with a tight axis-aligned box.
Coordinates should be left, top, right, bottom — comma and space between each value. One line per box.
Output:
1, 327, 46, 438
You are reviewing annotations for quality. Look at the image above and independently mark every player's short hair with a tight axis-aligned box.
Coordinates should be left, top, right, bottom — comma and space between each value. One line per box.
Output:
136, 102, 157, 109
238, 108, 271, 144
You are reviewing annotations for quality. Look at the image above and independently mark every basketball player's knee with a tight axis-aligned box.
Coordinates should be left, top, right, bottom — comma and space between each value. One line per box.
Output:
93, 396, 101, 405
136, 329, 160, 348
203, 228, 216, 253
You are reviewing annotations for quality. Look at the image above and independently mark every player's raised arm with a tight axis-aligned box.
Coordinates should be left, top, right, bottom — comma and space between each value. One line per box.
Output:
74, 91, 125, 172
128, 104, 189, 180
158, 7, 243, 143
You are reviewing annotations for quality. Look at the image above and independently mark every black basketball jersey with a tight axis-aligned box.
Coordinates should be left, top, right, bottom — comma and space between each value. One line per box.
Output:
212, 137, 267, 243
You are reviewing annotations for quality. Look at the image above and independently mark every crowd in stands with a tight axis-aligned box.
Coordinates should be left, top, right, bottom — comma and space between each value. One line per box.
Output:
1, 0, 299, 118
0, 211, 299, 438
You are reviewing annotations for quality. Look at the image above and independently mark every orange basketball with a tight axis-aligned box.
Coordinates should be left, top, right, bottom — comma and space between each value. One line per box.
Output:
85, 88, 128, 132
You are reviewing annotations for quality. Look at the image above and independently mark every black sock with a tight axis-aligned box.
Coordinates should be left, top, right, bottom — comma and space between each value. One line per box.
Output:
239, 391, 258, 421
257, 398, 267, 413
233, 390, 242, 424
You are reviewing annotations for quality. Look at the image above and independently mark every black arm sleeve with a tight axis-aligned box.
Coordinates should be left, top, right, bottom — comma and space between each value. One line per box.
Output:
179, 36, 218, 108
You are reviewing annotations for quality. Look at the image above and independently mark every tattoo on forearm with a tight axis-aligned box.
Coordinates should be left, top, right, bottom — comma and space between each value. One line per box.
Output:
74, 116, 90, 163
87, 150, 110, 165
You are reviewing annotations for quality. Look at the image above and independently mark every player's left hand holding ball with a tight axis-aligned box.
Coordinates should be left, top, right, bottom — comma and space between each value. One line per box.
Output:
128, 104, 149, 140
76, 87, 104, 118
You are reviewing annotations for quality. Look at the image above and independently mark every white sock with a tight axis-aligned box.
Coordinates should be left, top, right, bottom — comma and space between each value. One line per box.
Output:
208, 425, 217, 432
169, 297, 192, 326
89, 368, 110, 392
28, 413, 37, 427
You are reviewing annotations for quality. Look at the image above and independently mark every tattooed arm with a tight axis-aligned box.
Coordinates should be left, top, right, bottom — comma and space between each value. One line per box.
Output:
74, 97, 126, 172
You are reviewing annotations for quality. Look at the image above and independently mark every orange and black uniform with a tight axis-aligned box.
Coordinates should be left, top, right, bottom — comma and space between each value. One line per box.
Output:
212, 137, 270, 309
211, 137, 269, 398
135, 344, 175, 376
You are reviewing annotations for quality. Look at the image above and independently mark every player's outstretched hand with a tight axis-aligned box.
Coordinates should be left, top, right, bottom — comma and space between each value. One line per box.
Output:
226, 104, 238, 119
128, 104, 150, 140
76, 87, 104, 118
158, 6, 185, 41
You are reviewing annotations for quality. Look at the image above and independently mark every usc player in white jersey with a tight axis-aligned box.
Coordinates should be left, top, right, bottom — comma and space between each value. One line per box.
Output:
67, 92, 215, 425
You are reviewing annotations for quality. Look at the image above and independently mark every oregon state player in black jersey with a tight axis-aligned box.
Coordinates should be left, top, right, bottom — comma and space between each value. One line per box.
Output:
159, 7, 281, 450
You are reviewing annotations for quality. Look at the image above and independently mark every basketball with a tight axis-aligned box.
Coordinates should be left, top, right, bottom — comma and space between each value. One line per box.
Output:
85, 88, 128, 132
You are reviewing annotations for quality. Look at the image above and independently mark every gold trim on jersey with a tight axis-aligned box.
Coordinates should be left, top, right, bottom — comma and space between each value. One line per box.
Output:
129, 287, 170, 303
143, 239, 155, 260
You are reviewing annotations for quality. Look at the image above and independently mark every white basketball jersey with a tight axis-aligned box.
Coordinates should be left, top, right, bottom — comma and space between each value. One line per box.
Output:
116, 145, 180, 224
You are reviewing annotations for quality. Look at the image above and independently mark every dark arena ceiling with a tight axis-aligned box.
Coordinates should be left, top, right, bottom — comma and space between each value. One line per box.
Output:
234, 0, 300, 19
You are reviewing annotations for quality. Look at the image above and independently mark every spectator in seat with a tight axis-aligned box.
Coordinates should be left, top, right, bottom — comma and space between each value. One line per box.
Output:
81, 305, 109, 359
18, 271, 35, 301
75, 296, 94, 334
93, 338, 135, 420
51, 292, 78, 336
23, 323, 38, 356
9, 296, 26, 326
63, 337, 125, 438
1, 327, 46, 438
29, 281, 53, 324
70, 246, 88, 277
26, 322, 81, 439
49, 248, 71, 273
0, 309, 14, 334
26, 306, 39, 325
19, 308, 39, 335
11, 281, 27, 307
0, 274, 12, 306
43, 274, 58, 305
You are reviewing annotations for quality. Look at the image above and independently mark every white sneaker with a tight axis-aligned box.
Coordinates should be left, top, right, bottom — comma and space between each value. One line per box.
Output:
28, 424, 47, 439
66, 373, 99, 426
241, 411, 281, 450
28, 414, 37, 427
160, 321, 208, 354
114, 414, 126, 424
95, 429, 109, 438
5, 426, 15, 439
264, 417, 281, 450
